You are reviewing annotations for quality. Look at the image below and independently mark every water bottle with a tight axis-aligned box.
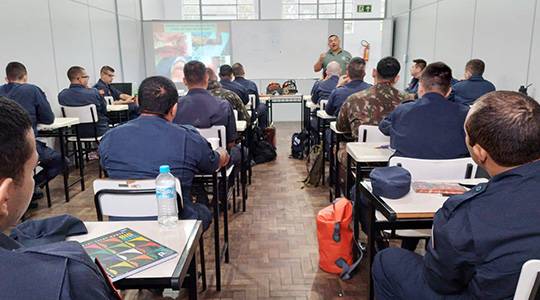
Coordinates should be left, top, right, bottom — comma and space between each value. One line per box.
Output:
156, 165, 178, 227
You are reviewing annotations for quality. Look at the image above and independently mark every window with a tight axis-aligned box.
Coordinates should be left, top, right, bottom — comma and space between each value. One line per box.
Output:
182, 0, 257, 20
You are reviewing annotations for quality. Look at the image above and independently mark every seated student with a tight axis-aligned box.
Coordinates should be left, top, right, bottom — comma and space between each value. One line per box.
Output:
58, 66, 109, 138
373, 91, 540, 299
232, 62, 269, 128
404, 58, 426, 96
207, 67, 251, 127
379, 62, 470, 159
0, 62, 65, 200
325, 57, 372, 116
336, 56, 407, 141
452, 59, 496, 105
174, 61, 241, 166
0, 98, 118, 299
93, 65, 139, 119
99, 76, 229, 230
219, 64, 249, 105
311, 61, 341, 104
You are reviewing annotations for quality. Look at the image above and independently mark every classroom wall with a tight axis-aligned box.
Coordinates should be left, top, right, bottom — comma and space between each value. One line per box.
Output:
390, 0, 540, 98
0, 0, 145, 114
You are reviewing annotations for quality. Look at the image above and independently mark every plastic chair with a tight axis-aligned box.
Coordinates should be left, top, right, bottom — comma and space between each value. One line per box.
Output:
514, 260, 540, 300
358, 125, 390, 143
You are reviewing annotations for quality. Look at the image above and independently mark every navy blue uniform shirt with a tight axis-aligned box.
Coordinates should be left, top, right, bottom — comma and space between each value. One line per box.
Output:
0, 82, 55, 132
311, 75, 339, 104
0, 232, 117, 300
325, 79, 372, 116
234, 76, 260, 107
424, 160, 540, 299
221, 79, 249, 105
93, 79, 122, 100
174, 88, 237, 143
379, 92, 469, 159
58, 84, 109, 137
405, 78, 419, 94
452, 75, 496, 105
99, 115, 219, 202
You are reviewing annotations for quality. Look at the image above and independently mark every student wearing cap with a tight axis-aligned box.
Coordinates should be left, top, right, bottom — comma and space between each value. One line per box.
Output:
373, 91, 540, 299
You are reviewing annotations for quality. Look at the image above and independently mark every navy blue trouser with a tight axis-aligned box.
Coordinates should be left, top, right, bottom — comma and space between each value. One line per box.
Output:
372, 248, 470, 300
35, 141, 66, 186
256, 103, 268, 128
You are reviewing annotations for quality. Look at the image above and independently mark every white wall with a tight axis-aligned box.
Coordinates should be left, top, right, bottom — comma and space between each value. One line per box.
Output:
391, 0, 540, 98
0, 0, 145, 114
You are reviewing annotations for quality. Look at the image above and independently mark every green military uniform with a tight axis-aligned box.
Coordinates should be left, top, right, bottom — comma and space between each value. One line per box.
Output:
336, 82, 410, 140
323, 49, 352, 75
208, 80, 251, 127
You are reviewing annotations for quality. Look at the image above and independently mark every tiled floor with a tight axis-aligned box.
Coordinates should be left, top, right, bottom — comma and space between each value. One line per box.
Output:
29, 122, 368, 299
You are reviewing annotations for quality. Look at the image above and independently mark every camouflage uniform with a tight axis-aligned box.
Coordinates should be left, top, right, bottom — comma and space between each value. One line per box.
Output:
335, 82, 411, 164
336, 82, 410, 140
208, 80, 251, 126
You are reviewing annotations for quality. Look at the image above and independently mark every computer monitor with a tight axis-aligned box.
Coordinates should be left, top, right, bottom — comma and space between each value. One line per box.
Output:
110, 82, 132, 95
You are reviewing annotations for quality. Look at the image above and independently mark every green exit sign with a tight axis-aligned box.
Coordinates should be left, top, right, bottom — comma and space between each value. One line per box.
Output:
357, 4, 373, 13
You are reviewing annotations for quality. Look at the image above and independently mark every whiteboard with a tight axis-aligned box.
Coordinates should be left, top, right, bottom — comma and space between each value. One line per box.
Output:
231, 20, 337, 79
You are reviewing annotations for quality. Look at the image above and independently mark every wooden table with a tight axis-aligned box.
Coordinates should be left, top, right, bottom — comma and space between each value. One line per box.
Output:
37, 117, 83, 203
68, 220, 202, 299
359, 178, 487, 300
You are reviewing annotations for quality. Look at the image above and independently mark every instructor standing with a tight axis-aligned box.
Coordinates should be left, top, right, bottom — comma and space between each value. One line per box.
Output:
314, 34, 352, 75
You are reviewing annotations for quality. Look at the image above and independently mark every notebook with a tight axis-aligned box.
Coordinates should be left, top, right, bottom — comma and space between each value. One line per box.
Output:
81, 228, 177, 282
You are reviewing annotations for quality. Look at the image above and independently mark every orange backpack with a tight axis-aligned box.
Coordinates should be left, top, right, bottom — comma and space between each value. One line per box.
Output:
317, 198, 362, 279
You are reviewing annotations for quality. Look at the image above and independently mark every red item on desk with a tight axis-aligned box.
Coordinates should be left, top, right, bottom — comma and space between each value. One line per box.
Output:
412, 181, 467, 195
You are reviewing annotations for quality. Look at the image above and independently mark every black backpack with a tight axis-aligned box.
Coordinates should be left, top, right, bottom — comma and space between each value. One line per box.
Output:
290, 130, 310, 159
251, 127, 277, 164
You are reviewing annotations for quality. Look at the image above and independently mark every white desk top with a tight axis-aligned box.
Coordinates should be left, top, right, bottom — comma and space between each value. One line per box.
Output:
363, 178, 488, 219
107, 104, 129, 112
68, 220, 198, 279
236, 120, 247, 132
330, 121, 344, 134
305, 101, 318, 109
316, 110, 336, 120
37, 117, 80, 131
346, 142, 394, 163
304, 95, 312, 102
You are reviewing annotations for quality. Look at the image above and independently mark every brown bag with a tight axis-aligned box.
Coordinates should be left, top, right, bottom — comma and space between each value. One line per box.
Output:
264, 126, 276, 148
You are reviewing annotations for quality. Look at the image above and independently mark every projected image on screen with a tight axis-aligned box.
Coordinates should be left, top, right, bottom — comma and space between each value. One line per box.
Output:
152, 22, 231, 83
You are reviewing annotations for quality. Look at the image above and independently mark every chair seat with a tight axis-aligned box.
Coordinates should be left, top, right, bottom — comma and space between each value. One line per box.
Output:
67, 135, 103, 142
376, 211, 431, 238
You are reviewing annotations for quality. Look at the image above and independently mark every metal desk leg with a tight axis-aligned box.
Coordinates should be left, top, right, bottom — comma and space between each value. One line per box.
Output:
346, 154, 352, 199
58, 128, 70, 202
221, 168, 230, 264
75, 126, 85, 191
328, 129, 335, 202
367, 189, 377, 300
354, 162, 361, 247
240, 137, 247, 212
212, 173, 221, 291
187, 254, 199, 300
334, 136, 341, 198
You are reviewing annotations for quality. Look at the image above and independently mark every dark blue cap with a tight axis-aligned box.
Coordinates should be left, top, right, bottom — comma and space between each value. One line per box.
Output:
370, 166, 411, 199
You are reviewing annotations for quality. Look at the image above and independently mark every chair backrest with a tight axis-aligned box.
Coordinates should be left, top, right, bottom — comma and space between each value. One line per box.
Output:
388, 156, 477, 181
61, 104, 98, 124
358, 125, 390, 143
196, 125, 227, 148
514, 260, 540, 300
104, 96, 114, 105
248, 94, 256, 109
233, 109, 239, 122
93, 178, 183, 220
320, 99, 328, 110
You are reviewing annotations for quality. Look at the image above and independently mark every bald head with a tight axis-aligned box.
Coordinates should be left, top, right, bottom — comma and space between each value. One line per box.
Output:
326, 61, 341, 77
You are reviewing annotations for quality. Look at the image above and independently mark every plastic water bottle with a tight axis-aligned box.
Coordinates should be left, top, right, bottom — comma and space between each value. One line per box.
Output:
156, 165, 178, 227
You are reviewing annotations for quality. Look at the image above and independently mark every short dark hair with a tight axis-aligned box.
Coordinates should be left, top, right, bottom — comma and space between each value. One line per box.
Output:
0, 97, 33, 183
376, 57, 401, 80
465, 91, 540, 167
347, 57, 367, 80
5, 62, 27, 81
219, 64, 233, 77
466, 59, 485, 76
328, 34, 339, 40
413, 59, 427, 70
419, 62, 452, 94
100, 65, 115, 74
138, 76, 178, 116
67, 66, 85, 81
231, 63, 245, 77
206, 67, 218, 82
183, 61, 207, 85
